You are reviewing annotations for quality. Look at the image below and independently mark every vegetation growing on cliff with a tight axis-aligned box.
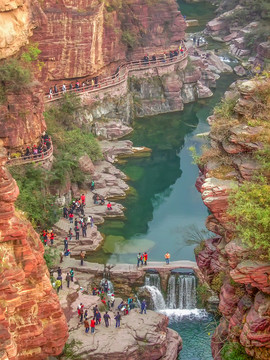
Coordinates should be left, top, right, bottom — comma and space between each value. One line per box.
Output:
221, 342, 252, 360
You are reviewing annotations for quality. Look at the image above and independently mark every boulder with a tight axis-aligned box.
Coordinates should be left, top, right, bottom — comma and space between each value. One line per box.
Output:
234, 65, 246, 77
79, 154, 95, 174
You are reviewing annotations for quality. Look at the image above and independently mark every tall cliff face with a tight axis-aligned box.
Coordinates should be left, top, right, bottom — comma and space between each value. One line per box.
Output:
0, 146, 68, 359
32, 0, 186, 85
195, 78, 270, 360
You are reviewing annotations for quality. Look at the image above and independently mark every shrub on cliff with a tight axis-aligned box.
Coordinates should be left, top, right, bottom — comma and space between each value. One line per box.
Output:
228, 179, 270, 259
0, 59, 32, 102
221, 341, 252, 360
10, 164, 60, 229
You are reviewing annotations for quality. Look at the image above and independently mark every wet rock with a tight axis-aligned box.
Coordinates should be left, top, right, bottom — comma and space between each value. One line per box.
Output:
94, 120, 133, 140
234, 65, 246, 77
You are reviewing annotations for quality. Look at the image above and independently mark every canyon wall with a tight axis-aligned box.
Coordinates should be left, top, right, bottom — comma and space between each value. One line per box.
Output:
32, 0, 186, 86
195, 78, 270, 359
0, 146, 68, 359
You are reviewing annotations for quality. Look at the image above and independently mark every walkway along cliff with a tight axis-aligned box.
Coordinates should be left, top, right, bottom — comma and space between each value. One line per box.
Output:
195, 76, 270, 360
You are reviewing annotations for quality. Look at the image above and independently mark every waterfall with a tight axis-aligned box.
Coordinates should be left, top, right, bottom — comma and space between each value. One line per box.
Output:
166, 275, 177, 309
145, 273, 161, 289
178, 274, 197, 309
100, 278, 114, 294
143, 285, 166, 310
140, 272, 197, 312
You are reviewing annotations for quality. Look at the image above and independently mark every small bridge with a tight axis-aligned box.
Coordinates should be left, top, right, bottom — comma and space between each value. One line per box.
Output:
6, 142, 53, 166
45, 49, 188, 103
66, 258, 202, 292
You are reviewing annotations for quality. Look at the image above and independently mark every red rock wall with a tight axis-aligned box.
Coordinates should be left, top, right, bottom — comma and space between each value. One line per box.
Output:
0, 85, 46, 152
0, 147, 68, 360
32, 0, 186, 86
195, 79, 270, 360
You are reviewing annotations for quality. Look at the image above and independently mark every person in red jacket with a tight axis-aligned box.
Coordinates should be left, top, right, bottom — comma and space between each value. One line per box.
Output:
143, 252, 148, 265
90, 318, 96, 333
50, 232, 55, 245
107, 202, 112, 210
81, 193, 86, 206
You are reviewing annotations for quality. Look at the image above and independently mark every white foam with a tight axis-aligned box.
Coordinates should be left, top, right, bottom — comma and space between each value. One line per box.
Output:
158, 308, 210, 321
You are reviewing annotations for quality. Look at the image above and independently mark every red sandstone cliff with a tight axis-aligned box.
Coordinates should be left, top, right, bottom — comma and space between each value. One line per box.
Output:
32, 0, 186, 86
195, 78, 270, 360
0, 146, 68, 359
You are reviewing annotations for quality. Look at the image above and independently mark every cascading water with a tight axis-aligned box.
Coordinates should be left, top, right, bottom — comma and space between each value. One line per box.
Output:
178, 274, 197, 309
142, 273, 166, 310
167, 275, 177, 309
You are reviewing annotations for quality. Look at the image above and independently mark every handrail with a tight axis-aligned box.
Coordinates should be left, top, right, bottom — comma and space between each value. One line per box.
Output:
45, 49, 188, 103
7, 143, 53, 166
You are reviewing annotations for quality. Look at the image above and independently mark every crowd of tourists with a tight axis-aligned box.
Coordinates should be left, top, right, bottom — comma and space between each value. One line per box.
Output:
8, 132, 52, 161
48, 77, 99, 99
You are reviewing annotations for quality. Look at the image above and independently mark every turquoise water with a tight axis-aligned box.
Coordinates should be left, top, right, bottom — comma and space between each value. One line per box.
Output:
178, 0, 217, 32
166, 310, 216, 360
87, 72, 236, 265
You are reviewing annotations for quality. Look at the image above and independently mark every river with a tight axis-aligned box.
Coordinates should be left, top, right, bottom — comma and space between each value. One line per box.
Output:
88, 2, 237, 358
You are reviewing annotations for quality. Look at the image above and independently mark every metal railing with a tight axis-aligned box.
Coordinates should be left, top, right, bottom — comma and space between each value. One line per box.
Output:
7, 143, 53, 166
45, 49, 188, 103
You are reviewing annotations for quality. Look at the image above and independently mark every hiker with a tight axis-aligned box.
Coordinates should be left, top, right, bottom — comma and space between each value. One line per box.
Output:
54, 84, 58, 95
90, 216, 94, 228
104, 280, 109, 293
107, 202, 112, 211
143, 252, 148, 265
84, 318, 90, 333
114, 312, 121, 328
63, 207, 68, 218
82, 223, 87, 237
90, 318, 95, 333
60, 252, 64, 263
64, 238, 68, 251
50, 231, 54, 245
103, 311, 111, 327
69, 83, 73, 90
93, 305, 98, 320
91, 180, 95, 191
66, 272, 71, 288
62, 84, 66, 93
81, 193, 86, 206
141, 300, 147, 314
193, 35, 196, 45
152, 54, 156, 63
69, 212, 74, 223
96, 311, 101, 325
84, 310, 88, 319
57, 274, 62, 290
162, 52, 166, 62
75, 225, 80, 240
55, 279, 61, 293
79, 307, 84, 322
80, 251, 85, 266
57, 267, 62, 277
68, 228, 73, 240
49, 87, 53, 99
137, 253, 142, 267
165, 252, 170, 265
70, 268, 74, 281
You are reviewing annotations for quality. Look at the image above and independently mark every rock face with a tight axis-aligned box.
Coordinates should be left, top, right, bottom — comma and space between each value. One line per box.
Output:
32, 0, 186, 86
0, 146, 68, 359
195, 79, 270, 359
0, 85, 46, 151
0, 0, 42, 59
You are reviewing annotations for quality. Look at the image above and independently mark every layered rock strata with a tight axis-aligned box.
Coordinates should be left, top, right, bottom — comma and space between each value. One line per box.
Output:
0, 146, 68, 360
195, 78, 270, 359
32, 0, 186, 86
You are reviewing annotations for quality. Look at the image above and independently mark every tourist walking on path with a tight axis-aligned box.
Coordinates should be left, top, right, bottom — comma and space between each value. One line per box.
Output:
66, 272, 71, 288
84, 318, 89, 333
55, 279, 61, 293
91, 180, 95, 191
141, 300, 147, 314
80, 251, 85, 266
79, 307, 84, 322
50, 231, 55, 245
90, 318, 95, 333
90, 216, 94, 228
96, 311, 101, 325
103, 312, 111, 327
64, 238, 68, 251
84, 310, 88, 319
70, 268, 74, 281
68, 228, 73, 240
82, 222, 87, 237
69, 212, 74, 223
165, 252, 170, 264
114, 312, 121, 328
81, 193, 86, 206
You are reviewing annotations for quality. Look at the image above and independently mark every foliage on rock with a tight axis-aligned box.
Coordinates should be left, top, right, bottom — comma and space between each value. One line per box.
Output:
221, 342, 252, 360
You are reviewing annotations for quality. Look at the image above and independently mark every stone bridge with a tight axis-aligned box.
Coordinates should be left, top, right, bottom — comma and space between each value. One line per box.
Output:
66, 258, 202, 294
